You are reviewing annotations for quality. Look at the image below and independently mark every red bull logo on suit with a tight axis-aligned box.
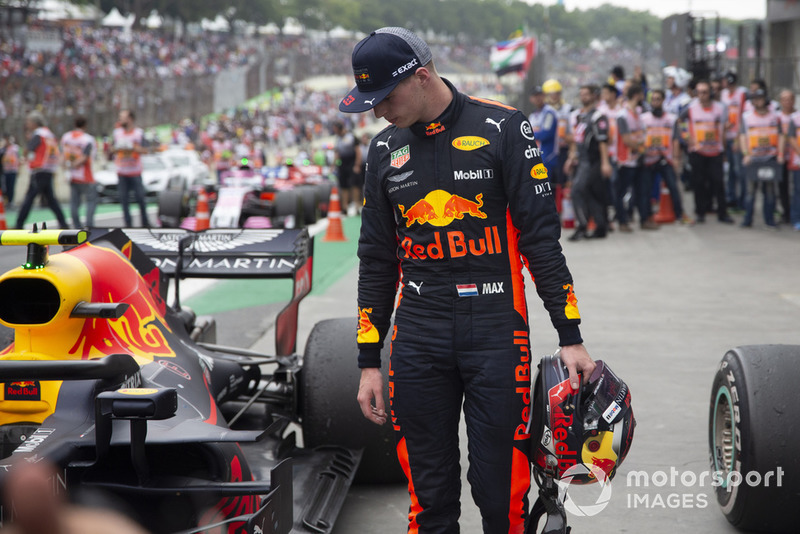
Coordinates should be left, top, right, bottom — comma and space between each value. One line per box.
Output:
398, 189, 486, 227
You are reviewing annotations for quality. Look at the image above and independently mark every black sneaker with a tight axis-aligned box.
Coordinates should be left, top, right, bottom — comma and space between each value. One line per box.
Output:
719, 216, 734, 224
568, 229, 588, 242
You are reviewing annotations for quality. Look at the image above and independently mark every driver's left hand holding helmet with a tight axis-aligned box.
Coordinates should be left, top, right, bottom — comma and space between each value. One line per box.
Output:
529, 351, 636, 486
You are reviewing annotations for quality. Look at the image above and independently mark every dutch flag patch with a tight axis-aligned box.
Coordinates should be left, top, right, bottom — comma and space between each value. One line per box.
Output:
456, 284, 479, 297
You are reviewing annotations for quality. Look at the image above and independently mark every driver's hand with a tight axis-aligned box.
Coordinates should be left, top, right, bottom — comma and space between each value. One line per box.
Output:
357, 367, 387, 425
559, 344, 596, 390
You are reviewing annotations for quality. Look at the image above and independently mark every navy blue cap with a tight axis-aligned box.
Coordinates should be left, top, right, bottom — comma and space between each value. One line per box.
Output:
339, 27, 432, 113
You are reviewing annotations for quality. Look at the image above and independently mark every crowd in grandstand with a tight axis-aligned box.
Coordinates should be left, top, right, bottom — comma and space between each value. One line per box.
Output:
0, 20, 797, 231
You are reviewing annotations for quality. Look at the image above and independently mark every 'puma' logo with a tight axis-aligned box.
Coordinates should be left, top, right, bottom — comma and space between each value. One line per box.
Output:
407, 281, 423, 295
485, 117, 506, 132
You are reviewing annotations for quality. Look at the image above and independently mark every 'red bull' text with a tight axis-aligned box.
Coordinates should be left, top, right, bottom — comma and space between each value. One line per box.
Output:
400, 226, 503, 260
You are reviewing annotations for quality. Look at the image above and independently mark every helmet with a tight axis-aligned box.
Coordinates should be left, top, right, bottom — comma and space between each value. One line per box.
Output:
542, 79, 562, 94
530, 352, 635, 486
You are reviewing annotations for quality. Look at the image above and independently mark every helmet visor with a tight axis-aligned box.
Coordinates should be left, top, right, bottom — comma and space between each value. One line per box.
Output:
583, 360, 630, 426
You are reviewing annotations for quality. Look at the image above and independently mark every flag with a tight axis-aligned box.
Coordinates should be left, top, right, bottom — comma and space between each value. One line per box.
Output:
508, 25, 524, 39
490, 36, 536, 77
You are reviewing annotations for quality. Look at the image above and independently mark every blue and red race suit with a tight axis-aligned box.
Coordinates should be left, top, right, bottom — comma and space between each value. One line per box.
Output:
356, 79, 582, 533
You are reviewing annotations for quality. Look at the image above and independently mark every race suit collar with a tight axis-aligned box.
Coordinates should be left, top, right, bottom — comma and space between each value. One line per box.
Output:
409, 78, 463, 138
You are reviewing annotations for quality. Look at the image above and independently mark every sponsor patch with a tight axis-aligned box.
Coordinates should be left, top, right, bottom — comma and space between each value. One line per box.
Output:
425, 122, 445, 136
603, 401, 622, 423
354, 67, 371, 86
392, 58, 418, 78
388, 170, 414, 182
520, 121, 535, 140
525, 145, 542, 159
390, 145, 410, 169
485, 117, 506, 132
5, 381, 41, 401
454, 169, 494, 180
452, 136, 490, 151
456, 283, 479, 297
531, 163, 548, 180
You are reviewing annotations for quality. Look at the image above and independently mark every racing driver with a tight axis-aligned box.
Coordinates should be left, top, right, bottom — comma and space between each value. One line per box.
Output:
340, 27, 595, 533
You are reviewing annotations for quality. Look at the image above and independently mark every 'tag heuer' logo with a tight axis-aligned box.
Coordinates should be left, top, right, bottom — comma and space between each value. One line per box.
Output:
390, 145, 410, 168
452, 136, 490, 151
398, 189, 487, 227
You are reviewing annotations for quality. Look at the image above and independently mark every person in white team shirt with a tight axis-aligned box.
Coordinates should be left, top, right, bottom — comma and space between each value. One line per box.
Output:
782, 90, 800, 231
15, 111, 69, 229
60, 116, 98, 228
739, 87, 784, 228
720, 70, 748, 211
112, 109, 151, 227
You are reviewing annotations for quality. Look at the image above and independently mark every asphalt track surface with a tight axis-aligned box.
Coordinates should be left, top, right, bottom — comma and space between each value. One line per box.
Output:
5, 200, 799, 533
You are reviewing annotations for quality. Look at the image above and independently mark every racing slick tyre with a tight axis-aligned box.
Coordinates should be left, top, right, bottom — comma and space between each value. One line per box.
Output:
301, 318, 405, 485
273, 190, 301, 228
157, 189, 190, 228
299, 186, 319, 226
709, 345, 800, 532
317, 181, 334, 217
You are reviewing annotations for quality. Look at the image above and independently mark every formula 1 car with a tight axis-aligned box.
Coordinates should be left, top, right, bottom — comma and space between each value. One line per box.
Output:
157, 163, 334, 230
0, 226, 401, 533
708, 345, 800, 532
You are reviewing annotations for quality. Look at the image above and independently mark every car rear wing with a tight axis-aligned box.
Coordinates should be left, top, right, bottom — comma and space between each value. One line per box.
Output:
102, 228, 312, 279
91, 228, 313, 356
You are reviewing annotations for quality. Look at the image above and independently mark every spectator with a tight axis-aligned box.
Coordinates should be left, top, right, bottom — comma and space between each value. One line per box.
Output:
777, 89, 794, 224
784, 92, 800, 231
528, 85, 559, 177
60, 115, 98, 228
598, 83, 620, 226
15, 110, 69, 229
680, 80, 734, 224
720, 70, 748, 210
565, 84, 613, 240
112, 109, 151, 227
332, 121, 361, 216
617, 83, 657, 230
543, 78, 573, 207
641, 89, 689, 224
0, 134, 20, 208
739, 87, 783, 228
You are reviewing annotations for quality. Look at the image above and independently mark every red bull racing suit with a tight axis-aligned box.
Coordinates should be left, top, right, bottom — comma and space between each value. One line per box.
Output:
357, 80, 582, 534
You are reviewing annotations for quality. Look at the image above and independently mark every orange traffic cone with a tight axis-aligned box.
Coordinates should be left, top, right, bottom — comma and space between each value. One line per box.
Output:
323, 186, 347, 242
195, 189, 210, 231
653, 186, 676, 224
0, 197, 6, 230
